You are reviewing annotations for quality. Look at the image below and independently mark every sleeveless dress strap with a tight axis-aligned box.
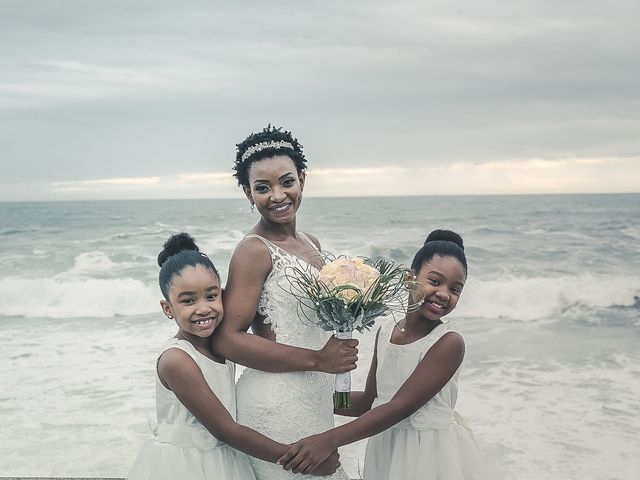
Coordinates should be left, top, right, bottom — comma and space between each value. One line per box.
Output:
376, 317, 395, 357
242, 232, 319, 267
418, 323, 461, 360
244, 232, 318, 252
243, 233, 275, 250
298, 232, 320, 252
158, 338, 203, 369
242, 234, 277, 268
434, 322, 459, 338
443, 325, 459, 336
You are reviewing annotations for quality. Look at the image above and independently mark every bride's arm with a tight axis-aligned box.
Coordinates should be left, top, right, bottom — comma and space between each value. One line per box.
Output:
211, 238, 358, 374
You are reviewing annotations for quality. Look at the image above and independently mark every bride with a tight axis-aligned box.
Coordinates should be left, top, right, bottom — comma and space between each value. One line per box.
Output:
211, 126, 356, 479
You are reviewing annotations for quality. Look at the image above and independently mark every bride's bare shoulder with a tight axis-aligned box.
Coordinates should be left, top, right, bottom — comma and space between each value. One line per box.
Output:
229, 235, 272, 273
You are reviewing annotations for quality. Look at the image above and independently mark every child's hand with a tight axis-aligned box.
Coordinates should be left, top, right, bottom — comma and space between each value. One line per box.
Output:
278, 434, 337, 475
310, 450, 340, 476
317, 335, 358, 374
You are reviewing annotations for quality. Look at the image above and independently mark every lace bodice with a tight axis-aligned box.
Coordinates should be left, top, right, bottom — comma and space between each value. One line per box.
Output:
247, 233, 330, 350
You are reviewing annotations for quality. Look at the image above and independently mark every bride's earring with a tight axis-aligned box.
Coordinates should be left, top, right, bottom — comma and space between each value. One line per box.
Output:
250, 203, 255, 213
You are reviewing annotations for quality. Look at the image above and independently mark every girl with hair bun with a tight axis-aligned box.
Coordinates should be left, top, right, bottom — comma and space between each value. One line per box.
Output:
128, 233, 339, 480
211, 125, 355, 479
278, 229, 493, 480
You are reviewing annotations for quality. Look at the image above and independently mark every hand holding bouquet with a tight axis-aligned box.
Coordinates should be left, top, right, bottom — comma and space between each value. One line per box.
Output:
286, 256, 406, 409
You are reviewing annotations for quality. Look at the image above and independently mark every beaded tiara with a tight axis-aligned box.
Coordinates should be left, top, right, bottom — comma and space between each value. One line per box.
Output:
240, 140, 295, 163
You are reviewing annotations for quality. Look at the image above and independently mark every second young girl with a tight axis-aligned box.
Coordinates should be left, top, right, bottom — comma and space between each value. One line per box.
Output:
127, 233, 340, 480
277, 229, 490, 480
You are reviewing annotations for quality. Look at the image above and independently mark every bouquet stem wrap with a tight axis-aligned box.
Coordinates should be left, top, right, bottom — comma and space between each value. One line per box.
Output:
333, 331, 353, 410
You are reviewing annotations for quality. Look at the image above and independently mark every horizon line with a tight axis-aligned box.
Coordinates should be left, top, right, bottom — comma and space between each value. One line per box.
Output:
1, 191, 638, 204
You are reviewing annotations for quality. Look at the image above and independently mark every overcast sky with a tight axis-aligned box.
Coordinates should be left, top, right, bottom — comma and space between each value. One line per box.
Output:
1, 0, 639, 200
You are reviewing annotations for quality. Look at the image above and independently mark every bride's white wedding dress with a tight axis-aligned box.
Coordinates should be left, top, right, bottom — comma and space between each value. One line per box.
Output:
236, 233, 349, 480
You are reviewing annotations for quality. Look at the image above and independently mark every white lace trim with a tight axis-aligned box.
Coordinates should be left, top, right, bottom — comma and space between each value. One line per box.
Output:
246, 234, 326, 349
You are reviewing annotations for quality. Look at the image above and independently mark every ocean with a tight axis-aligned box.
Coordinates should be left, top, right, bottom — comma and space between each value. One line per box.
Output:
1, 194, 639, 479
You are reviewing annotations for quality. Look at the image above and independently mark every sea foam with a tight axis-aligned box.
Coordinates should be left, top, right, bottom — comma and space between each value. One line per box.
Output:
0, 249, 160, 318
66, 250, 117, 275
455, 274, 640, 322
0, 276, 158, 318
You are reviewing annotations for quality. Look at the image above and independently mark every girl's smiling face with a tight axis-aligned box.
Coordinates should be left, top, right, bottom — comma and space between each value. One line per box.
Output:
243, 155, 305, 224
412, 255, 466, 321
161, 264, 223, 339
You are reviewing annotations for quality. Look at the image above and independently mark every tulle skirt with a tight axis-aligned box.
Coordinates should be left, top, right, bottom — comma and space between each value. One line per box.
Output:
127, 440, 256, 480
363, 424, 488, 480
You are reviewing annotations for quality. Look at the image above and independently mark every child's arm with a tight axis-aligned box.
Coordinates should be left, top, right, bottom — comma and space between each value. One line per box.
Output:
278, 331, 465, 474
211, 238, 358, 374
159, 348, 340, 475
334, 327, 380, 417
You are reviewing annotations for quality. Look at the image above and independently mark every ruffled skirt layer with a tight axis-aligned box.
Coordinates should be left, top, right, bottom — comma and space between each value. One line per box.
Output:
128, 440, 256, 480
363, 424, 488, 480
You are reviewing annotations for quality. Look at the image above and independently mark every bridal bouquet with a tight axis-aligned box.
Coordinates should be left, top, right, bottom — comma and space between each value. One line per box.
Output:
286, 256, 407, 409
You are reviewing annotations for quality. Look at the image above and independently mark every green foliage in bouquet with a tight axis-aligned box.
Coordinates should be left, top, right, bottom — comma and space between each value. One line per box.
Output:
285, 256, 408, 333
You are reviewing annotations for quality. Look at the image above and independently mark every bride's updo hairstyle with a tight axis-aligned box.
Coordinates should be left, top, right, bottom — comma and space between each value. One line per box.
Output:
411, 229, 467, 276
158, 232, 220, 300
233, 125, 307, 187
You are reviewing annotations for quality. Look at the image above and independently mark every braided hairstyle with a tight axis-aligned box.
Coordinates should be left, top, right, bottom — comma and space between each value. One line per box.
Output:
233, 125, 307, 187
158, 232, 220, 300
411, 229, 467, 276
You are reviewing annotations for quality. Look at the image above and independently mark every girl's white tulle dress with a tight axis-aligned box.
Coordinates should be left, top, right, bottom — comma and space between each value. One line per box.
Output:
128, 338, 256, 480
363, 319, 488, 480
235, 234, 349, 480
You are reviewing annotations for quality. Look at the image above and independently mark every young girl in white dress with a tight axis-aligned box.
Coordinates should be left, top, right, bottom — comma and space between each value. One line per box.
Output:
128, 233, 339, 480
277, 230, 491, 479
211, 126, 356, 480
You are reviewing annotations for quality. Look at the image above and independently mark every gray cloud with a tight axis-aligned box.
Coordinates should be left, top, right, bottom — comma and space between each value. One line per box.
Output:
0, 0, 639, 193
